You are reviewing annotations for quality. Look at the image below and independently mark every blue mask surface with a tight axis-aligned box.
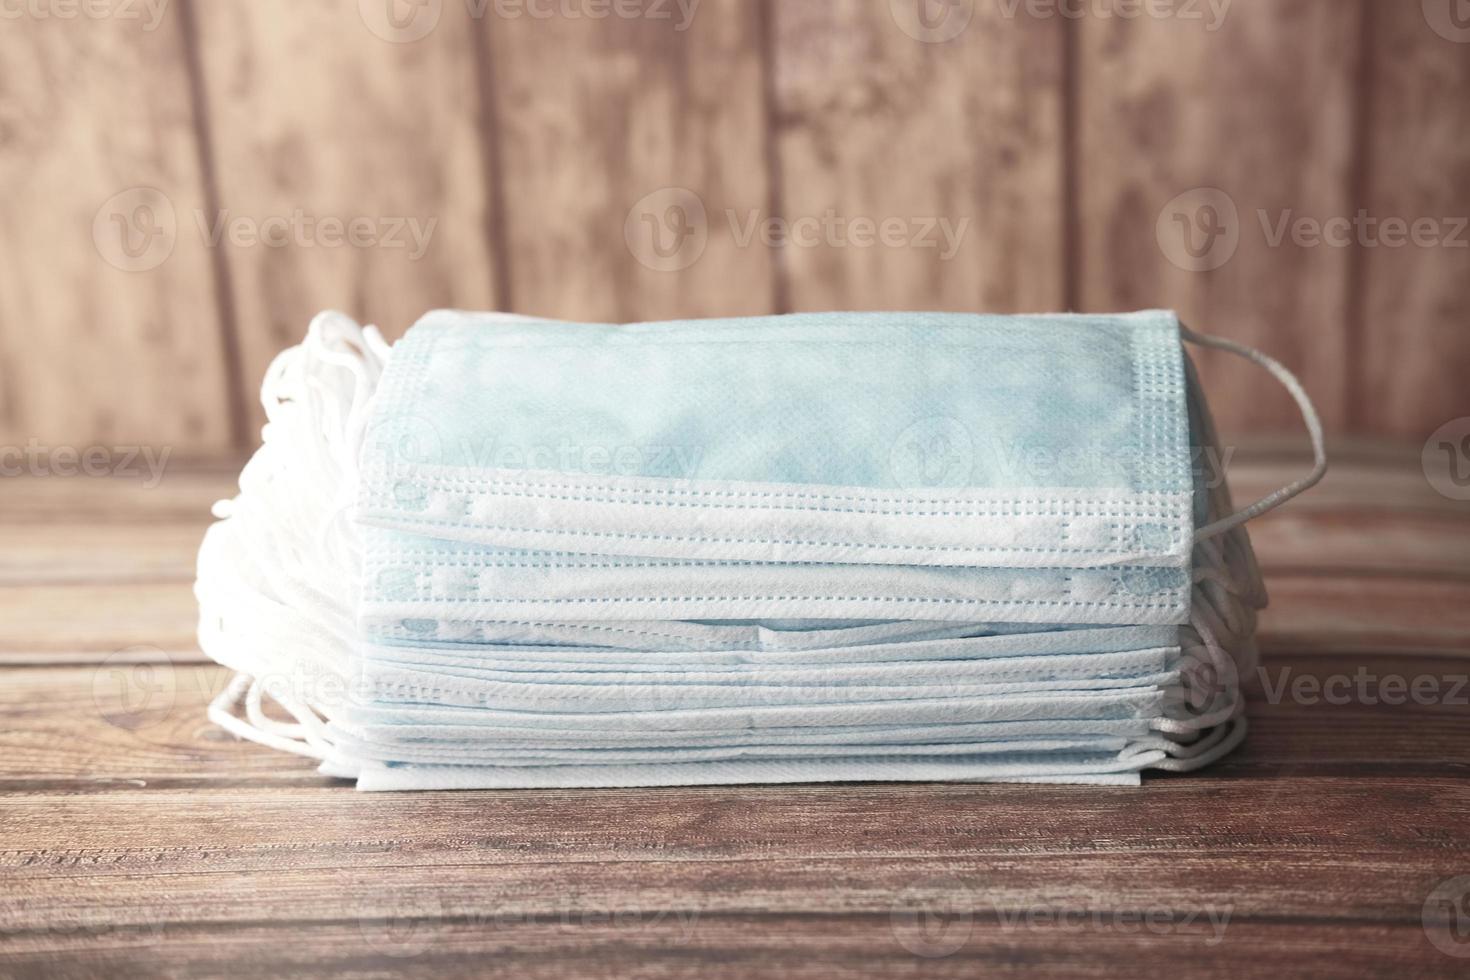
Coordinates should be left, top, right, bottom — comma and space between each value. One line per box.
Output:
196, 309, 1325, 789
356, 310, 1197, 632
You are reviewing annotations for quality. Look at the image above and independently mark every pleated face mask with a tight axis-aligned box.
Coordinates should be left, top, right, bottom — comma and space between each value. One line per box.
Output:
196, 308, 1325, 790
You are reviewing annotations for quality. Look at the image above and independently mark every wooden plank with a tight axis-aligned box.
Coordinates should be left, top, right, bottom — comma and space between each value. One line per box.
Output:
485, 0, 774, 321
772, 0, 1065, 313
8, 500, 1461, 590
0, 584, 202, 661
1249, 509, 1470, 581
2, 649, 1465, 979
1259, 576, 1470, 654
0, 458, 240, 524
1227, 441, 1469, 516
0, 524, 207, 586
1076, 1, 1360, 433
0, 12, 233, 449
189, 0, 500, 436
2, 773, 1466, 915
4, 652, 1469, 789
0, 918, 1450, 980
0, 665, 323, 787
1358, 4, 1470, 437
0, 751, 1465, 980
2, 451, 1466, 667
4, 569, 1467, 666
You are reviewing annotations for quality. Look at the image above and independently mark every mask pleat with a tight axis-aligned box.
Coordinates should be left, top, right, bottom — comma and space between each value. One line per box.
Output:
196, 309, 1296, 789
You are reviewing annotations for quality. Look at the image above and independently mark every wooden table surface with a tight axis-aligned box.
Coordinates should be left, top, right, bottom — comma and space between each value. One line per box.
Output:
3, 444, 1468, 978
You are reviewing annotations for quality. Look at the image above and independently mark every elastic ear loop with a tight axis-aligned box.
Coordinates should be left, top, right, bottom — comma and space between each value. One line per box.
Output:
209, 674, 328, 761
1181, 325, 1327, 544
1153, 570, 1249, 737
245, 677, 306, 738
1153, 718, 1249, 772
1146, 325, 1325, 769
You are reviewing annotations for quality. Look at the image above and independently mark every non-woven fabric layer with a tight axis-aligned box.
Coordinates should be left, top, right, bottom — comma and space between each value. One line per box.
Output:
357, 310, 1196, 571
358, 538, 1193, 628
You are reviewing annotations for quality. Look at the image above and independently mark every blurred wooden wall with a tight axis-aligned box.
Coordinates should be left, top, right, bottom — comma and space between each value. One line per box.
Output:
0, 0, 1466, 452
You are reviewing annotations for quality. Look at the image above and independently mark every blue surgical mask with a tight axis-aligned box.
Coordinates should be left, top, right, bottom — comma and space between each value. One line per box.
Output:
197, 309, 1325, 789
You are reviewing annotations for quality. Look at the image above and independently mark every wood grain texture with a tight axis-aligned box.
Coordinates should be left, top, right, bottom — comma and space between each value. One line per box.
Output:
1, 776, 1467, 925
189, 0, 500, 438
4, 649, 1469, 787
485, 0, 773, 322
2, 3, 1467, 452
0, 454, 240, 524
0, 524, 207, 586
0, 584, 202, 662
0, 921, 1458, 980
1075, 0, 1361, 433
2, 450, 1468, 976
1357, 2, 1470, 439
6, 447, 1468, 667
0, 11, 233, 449
771, 0, 1066, 313
1, 665, 329, 788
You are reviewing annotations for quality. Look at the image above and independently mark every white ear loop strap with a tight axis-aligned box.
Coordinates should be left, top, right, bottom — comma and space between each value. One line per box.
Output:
1181, 324, 1328, 544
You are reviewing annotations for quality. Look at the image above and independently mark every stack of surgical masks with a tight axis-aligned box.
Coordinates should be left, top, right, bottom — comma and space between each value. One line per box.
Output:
196, 309, 1324, 790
